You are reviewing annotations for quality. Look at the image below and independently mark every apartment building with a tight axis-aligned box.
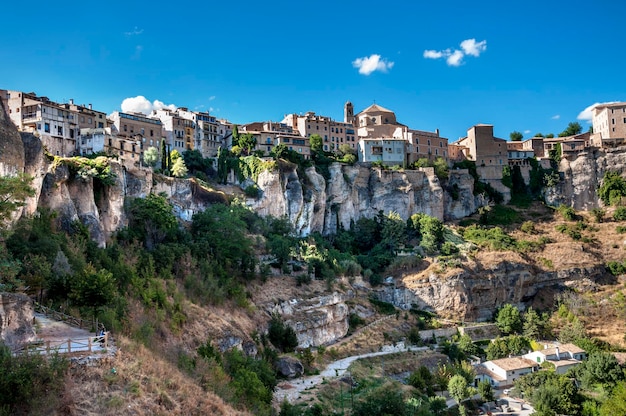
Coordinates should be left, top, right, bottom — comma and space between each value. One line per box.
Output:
281, 112, 357, 152
1, 90, 79, 156
61, 99, 109, 155
151, 109, 195, 154
592, 102, 626, 146
240, 121, 311, 159
108, 111, 163, 168
357, 138, 406, 166
174, 108, 224, 158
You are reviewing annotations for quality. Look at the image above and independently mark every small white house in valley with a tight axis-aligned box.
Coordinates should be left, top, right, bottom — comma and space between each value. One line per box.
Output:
523, 343, 587, 374
475, 357, 539, 388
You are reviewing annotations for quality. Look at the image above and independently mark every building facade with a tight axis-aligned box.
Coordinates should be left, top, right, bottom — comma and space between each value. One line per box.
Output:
1, 90, 80, 156
592, 102, 626, 143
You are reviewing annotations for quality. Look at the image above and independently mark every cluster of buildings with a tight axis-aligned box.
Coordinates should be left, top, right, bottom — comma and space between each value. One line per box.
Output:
2, 88, 626, 180
474, 343, 587, 389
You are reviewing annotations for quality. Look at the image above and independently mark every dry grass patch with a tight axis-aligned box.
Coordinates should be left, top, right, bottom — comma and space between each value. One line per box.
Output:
63, 336, 249, 416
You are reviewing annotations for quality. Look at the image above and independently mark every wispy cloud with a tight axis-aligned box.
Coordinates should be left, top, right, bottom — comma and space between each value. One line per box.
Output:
551, 114, 560, 120
352, 54, 394, 75
423, 38, 487, 66
131, 45, 143, 60
208, 96, 216, 101
124, 26, 144, 36
577, 101, 619, 123
121, 96, 177, 115
524, 130, 531, 134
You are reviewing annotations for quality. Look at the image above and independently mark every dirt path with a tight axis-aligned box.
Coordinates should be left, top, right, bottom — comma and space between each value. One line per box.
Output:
273, 342, 430, 404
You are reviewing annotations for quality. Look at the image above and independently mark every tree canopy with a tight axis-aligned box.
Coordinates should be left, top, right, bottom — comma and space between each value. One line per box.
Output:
559, 121, 583, 137
510, 131, 523, 141
0, 174, 35, 223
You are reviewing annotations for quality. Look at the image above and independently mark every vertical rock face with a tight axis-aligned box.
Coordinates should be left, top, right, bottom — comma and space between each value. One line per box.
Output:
375, 263, 607, 321
545, 148, 626, 210
0, 100, 25, 177
267, 292, 350, 348
0, 293, 35, 348
250, 163, 477, 236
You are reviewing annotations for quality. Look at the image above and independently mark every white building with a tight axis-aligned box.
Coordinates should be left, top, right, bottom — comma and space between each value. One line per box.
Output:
522, 343, 586, 375
475, 357, 539, 388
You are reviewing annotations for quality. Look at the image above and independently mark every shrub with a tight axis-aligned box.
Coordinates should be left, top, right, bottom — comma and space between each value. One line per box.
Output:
614, 207, 626, 221
617, 226, 626, 234
244, 184, 261, 198
599, 171, 626, 206
520, 221, 536, 234
556, 204, 576, 221
591, 208, 605, 223
463, 225, 517, 251
440, 241, 459, 256
267, 314, 298, 352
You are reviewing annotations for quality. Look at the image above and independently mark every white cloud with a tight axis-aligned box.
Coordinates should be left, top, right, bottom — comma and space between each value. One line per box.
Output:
524, 130, 531, 134
153, 100, 177, 111
423, 50, 445, 59
423, 38, 487, 66
352, 54, 394, 75
551, 114, 560, 120
460, 39, 487, 57
208, 96, 216, 101
124, 26, 144, 36
577, 101, 619, 122
447, 50, 465, 67
120, 96, 177, 114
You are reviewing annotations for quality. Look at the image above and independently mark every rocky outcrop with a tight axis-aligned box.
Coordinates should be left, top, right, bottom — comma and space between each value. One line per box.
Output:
546, 147, 626, 210
267, 292, 350, 348
375, 263, 607, 321
275, 356, 304, 378
0, 293, 35, 348
0, 99, 25, 177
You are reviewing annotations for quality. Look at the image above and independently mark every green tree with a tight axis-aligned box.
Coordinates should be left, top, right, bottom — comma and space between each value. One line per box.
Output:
600, 381, 626, 416
534, 133, 544, 137
0, 174, 35, 223
267, 314, 298, 352
598, 171, 626, 206
352, 383, 408, 416
496, 304, 523, 335
143, 146, 159, 167
523, 307, 551, 340
545, 133, 555, 138
510, 131, 523, 141
232, 124, 239, 145
238, 133, 257, 156
559, 121, 583, 137
171, 157, 188, 178
127, 193, 178, 250
270, 143, 289, 159
429, 396, 447, 416
478, 379, 495, 402
170, 149, 182, 161
309, 134, 323, 153
578, 351, 624, 389
448, 374, 473, 416
71, 265, 116, 321
408, 365, 434, 395
457, 334, 481, 357
160, 139, 168, 172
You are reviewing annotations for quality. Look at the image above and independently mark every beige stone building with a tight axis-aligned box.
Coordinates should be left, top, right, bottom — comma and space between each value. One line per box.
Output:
281, 112, 357, 152
109, 111, 163, 168
350, 103, 448, 164
240, 121, 311, 159
1, 89, 80, 156
591, 102, 626, 147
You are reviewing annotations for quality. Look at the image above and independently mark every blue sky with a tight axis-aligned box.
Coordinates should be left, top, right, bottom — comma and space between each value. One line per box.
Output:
2, 0, 625, 142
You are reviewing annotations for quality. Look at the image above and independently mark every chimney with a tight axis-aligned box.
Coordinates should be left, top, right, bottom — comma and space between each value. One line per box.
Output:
555, 346, 560, 360
89, 104, 92, 110
69, 98, 74, 105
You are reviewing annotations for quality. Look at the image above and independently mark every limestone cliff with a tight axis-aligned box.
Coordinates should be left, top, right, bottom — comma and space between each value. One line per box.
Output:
375, 262, 607, 321
266, 292, 350, 348
546, 147, 626, 210
0, 99, 24, 177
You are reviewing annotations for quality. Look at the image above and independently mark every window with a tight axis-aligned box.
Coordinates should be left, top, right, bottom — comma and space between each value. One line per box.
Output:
37, 123, 41, 130
58, 126, 63, 135
88, 117, 92, 124
150, 129, 154, 137
613, 119, 615, 124
123, 124, 127, 132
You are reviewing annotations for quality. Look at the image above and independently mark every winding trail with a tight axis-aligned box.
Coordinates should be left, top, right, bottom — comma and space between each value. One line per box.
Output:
273, 342, 430, 404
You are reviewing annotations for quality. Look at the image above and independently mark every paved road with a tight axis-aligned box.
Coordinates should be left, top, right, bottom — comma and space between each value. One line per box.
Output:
274, 342, 430, 404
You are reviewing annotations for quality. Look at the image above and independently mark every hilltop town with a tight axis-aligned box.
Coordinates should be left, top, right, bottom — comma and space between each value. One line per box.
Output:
3, 89, 625, 188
